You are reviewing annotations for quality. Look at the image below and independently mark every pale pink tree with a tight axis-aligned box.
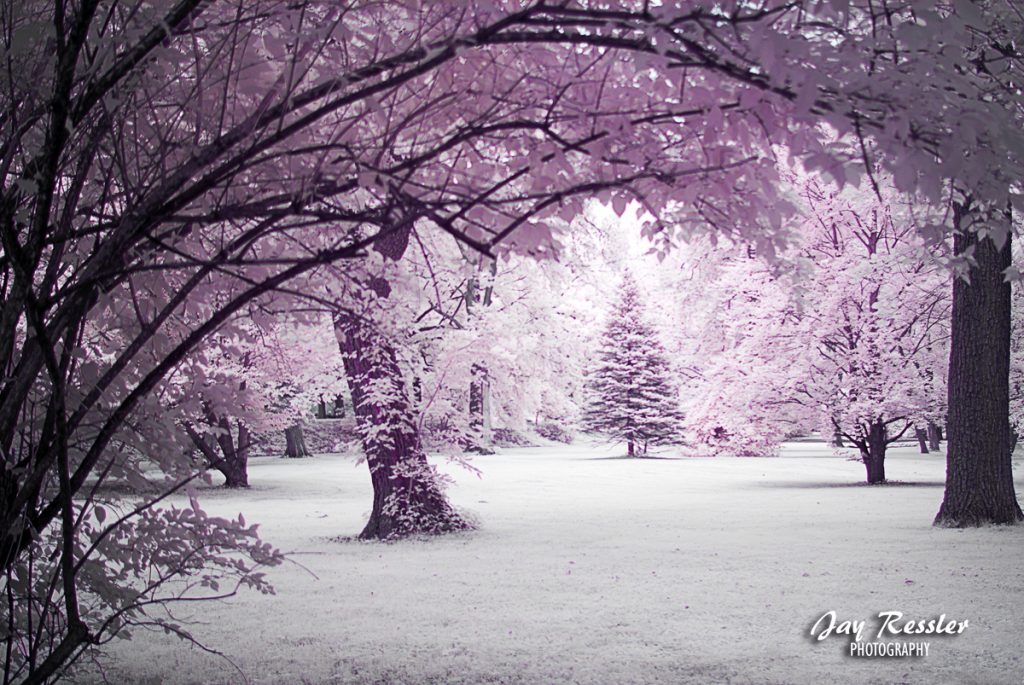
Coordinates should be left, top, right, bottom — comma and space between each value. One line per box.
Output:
177, 313, 348, 485
789, 175, 950, 482
677, 240, 813, 456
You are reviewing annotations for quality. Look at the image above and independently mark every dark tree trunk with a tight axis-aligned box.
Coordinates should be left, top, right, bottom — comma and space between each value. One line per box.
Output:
334, 312, 469, 540
916, 427, 930, 454
467, 362, 493, 453
317, 395, 346, 419
469, 363, 488, 434
284, 423, 311, 458
186, 416, 250, 488
935, 212, 1023, 526
927, 422, 942, 451
861, 419, 887, 484
627, 440, 635, 457
221, 422, 250, 487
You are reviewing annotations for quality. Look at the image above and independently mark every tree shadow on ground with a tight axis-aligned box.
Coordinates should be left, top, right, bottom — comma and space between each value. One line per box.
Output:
580, 455, 684, 461
757, 480, 944, 489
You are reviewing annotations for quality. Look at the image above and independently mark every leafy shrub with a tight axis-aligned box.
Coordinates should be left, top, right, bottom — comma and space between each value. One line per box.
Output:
492, 428, 537, 448
536, 423, 574, 444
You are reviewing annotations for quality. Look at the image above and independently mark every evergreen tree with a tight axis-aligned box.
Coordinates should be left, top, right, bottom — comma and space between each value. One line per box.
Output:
582, 274, 684, 456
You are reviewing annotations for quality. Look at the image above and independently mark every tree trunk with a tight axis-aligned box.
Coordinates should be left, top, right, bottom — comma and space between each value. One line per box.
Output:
185, 416, 249, 488
927, 422, 941, 451
334, 312, 469, 540
467, 362, 493, 452
222, 422, 250, 487
284, 423, 311, 458
627, 440, 635, 457
831, 429, 844, 448
935, 212, 1023, 526
915, 427, 930, 454
862, 419, 887, 484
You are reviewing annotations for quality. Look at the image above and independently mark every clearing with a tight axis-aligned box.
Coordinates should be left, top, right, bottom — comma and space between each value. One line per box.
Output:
87, 442, 1024, 684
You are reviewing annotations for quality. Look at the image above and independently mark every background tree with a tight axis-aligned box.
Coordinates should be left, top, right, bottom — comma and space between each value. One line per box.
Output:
668, 237, 812, 456
582, 274, 684, 456
790, 175, 950, 483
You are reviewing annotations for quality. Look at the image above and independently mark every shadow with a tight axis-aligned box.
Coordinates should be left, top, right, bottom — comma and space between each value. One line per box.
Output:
757, 480, 945, 490
580, 455, 686, 461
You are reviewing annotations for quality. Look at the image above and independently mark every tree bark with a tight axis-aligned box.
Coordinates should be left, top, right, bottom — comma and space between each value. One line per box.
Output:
927, 422, 942, 451
334, 312, 468, 540
861, 419, 887, 484
469, 363, 490, 435
627, 439, 635, 457
935, 210, 1023, 526
185, 416, 249, 488
915, 427, 930, 454
284, 423, 311, 458
467, 362, 493, 453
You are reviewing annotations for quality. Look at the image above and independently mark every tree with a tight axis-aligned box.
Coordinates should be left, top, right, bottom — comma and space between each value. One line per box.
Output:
335, 308, 469, 540
180, 315, 345, 478
934, 200, 1023, 524
672, 239, 813, 456
790, 175, 950, 483
582, 274, 683, 456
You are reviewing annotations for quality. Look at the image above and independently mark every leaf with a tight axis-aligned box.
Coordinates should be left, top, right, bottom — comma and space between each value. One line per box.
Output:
611, 193, 629, 217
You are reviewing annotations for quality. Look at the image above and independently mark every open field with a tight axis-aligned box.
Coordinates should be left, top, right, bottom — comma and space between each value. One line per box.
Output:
86, 442, 1024, 684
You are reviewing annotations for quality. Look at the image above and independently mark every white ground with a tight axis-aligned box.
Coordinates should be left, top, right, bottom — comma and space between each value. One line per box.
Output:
86, 442, 1024, 685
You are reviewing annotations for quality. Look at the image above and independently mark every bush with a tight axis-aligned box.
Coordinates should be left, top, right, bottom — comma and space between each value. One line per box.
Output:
536, 423, 574, 444
492, 428, 537, 448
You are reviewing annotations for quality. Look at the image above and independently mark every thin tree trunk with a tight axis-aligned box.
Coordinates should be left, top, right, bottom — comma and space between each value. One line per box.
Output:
334, 312, 468, 540
284, 423, 311, 458
916, 427, 930, 454
862, 419, 887, 484
469, 363, 489, 435
927, 422, 941, 451
627, 440, 635, 457
935, 210, 1023, 526
467, 362, 493, 453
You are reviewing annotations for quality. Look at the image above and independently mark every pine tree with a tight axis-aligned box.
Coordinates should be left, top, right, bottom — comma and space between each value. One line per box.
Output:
582, 274, 684, 456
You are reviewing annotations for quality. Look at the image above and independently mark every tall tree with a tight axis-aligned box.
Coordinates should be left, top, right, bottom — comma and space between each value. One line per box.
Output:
582, 275, 684, 456
674, 240, 811, 456
335, 309, 468, 539
792, 175, 950, 484
935, 201, 1023, 525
